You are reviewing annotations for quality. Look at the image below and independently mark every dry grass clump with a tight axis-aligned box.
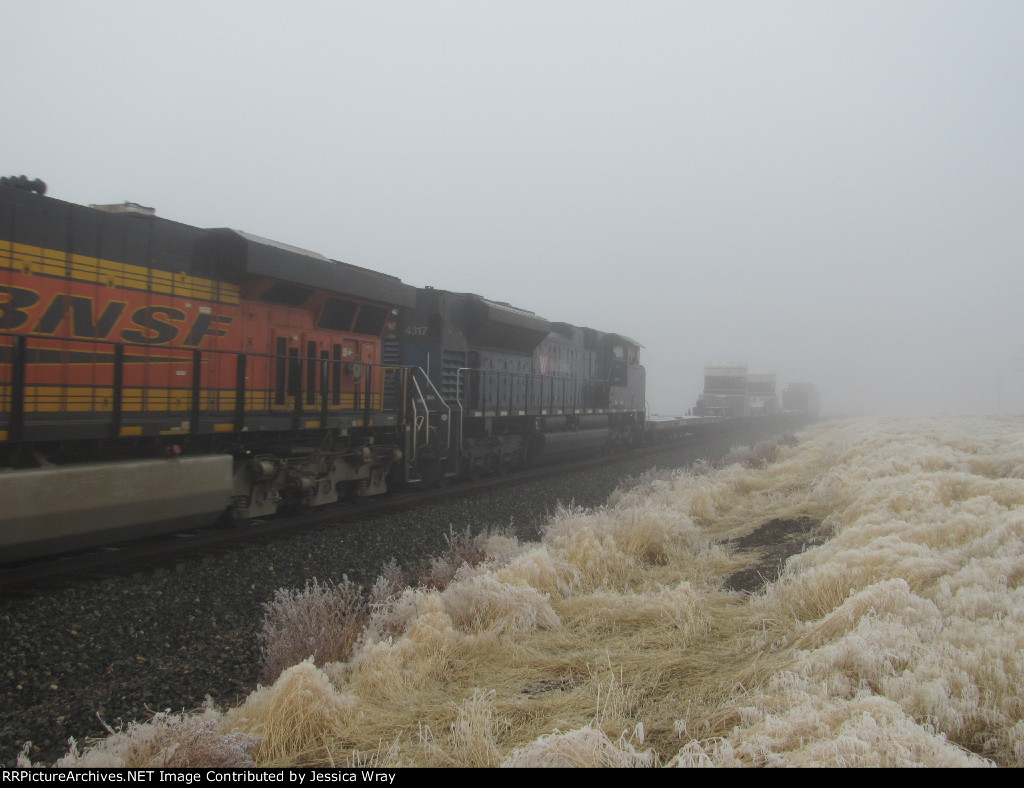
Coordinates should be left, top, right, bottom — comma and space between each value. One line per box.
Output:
259, 576, 368, 683
223, 660, 359, 767
669, 674, 989, 768
494, 545, 581, 598
337, 591, 462, 705
26, 700, 260, 768
540, 501, 722, 591
611, 435, 825, 542
502, 723, 656, 767
438, 569, 562, 635
415, 526, 490, 590
720, 435, 797, 469
556, 582, 704, 639
259, 527, 495, 684
52, 416, 1024, 767
440, 689, 507, 767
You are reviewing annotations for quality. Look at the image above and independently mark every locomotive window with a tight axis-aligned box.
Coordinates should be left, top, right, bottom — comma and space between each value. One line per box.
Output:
275, 337, 287, 405
288, 347, 300, 399
306, 341, 317, 405
332, 344, 342, 406
353, 305, 387, 335
320, 349, 329, 401
261, 282, 314, 306
318, 298, 358, 331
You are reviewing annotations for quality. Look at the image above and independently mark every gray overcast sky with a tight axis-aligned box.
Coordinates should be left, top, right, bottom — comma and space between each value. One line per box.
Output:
3, 0, 1023, 416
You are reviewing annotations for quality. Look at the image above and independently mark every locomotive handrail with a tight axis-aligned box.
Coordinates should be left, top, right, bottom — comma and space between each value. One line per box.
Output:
8, 335, 26, 443
0, 331, 426, 443
234, 353, 248, 431
409, 377, 423, 463
111, 344, 125, 438
407, 366, 452, 464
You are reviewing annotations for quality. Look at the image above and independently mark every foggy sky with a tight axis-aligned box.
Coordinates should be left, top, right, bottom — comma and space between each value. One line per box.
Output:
3, 0, 1023, 416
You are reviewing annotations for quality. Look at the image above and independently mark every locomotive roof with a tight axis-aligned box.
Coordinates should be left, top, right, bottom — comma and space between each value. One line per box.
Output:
231, 230, 333, 262
474, 295, 547, 322
208, 228, 417, 308
605, 333, 644, 348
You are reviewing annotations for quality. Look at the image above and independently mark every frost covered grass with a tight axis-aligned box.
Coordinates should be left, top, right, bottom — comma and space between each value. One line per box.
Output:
43, 417, 1024, 767
21, 700, 261, 768
259, 577, 368, 684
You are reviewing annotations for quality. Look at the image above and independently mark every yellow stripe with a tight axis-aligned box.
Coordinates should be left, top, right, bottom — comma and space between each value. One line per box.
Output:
0, 240, 240, 305
118, 426, 143, 436
11, 384, 386, 417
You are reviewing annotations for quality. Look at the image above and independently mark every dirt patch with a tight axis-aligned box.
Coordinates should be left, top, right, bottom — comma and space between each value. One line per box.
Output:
723, 516, 822, 594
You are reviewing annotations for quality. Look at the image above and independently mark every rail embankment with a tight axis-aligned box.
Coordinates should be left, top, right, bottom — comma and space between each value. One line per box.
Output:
25, 416, 1024, 767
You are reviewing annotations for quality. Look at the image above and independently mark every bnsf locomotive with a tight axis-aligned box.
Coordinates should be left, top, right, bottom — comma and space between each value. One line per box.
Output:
0, 179, 644, 560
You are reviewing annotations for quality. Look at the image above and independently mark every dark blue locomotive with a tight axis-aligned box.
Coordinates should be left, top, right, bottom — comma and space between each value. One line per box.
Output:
394, 287, 646, 484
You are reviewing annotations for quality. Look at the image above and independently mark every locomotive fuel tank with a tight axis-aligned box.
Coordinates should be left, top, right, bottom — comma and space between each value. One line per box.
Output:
0, 454, 233, 562
528, 427, 612, 463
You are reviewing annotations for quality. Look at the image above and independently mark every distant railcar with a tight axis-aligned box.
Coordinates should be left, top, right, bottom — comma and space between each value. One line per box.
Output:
782, 382, 820, 417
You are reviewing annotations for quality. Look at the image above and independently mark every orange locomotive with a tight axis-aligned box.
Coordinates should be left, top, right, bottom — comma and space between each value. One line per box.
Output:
0, 180, 444, 559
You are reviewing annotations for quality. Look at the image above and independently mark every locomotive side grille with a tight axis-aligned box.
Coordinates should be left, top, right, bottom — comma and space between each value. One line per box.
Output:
382, 337, 401, 407
382, 337, 401, 366
441, 349, 465, 403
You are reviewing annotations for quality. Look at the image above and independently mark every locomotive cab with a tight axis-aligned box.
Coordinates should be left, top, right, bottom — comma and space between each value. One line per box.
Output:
392, 288, 550, 483
601, 334, 646, 447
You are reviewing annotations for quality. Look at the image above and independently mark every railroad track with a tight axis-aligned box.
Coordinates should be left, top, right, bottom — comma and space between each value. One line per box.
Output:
0, 431, 744, 592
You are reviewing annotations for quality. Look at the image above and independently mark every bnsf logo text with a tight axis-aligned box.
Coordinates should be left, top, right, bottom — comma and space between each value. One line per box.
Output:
0, 285, 235, 346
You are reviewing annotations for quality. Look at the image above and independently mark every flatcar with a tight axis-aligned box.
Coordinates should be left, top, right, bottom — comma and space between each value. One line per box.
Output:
0, 179, 647, 560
